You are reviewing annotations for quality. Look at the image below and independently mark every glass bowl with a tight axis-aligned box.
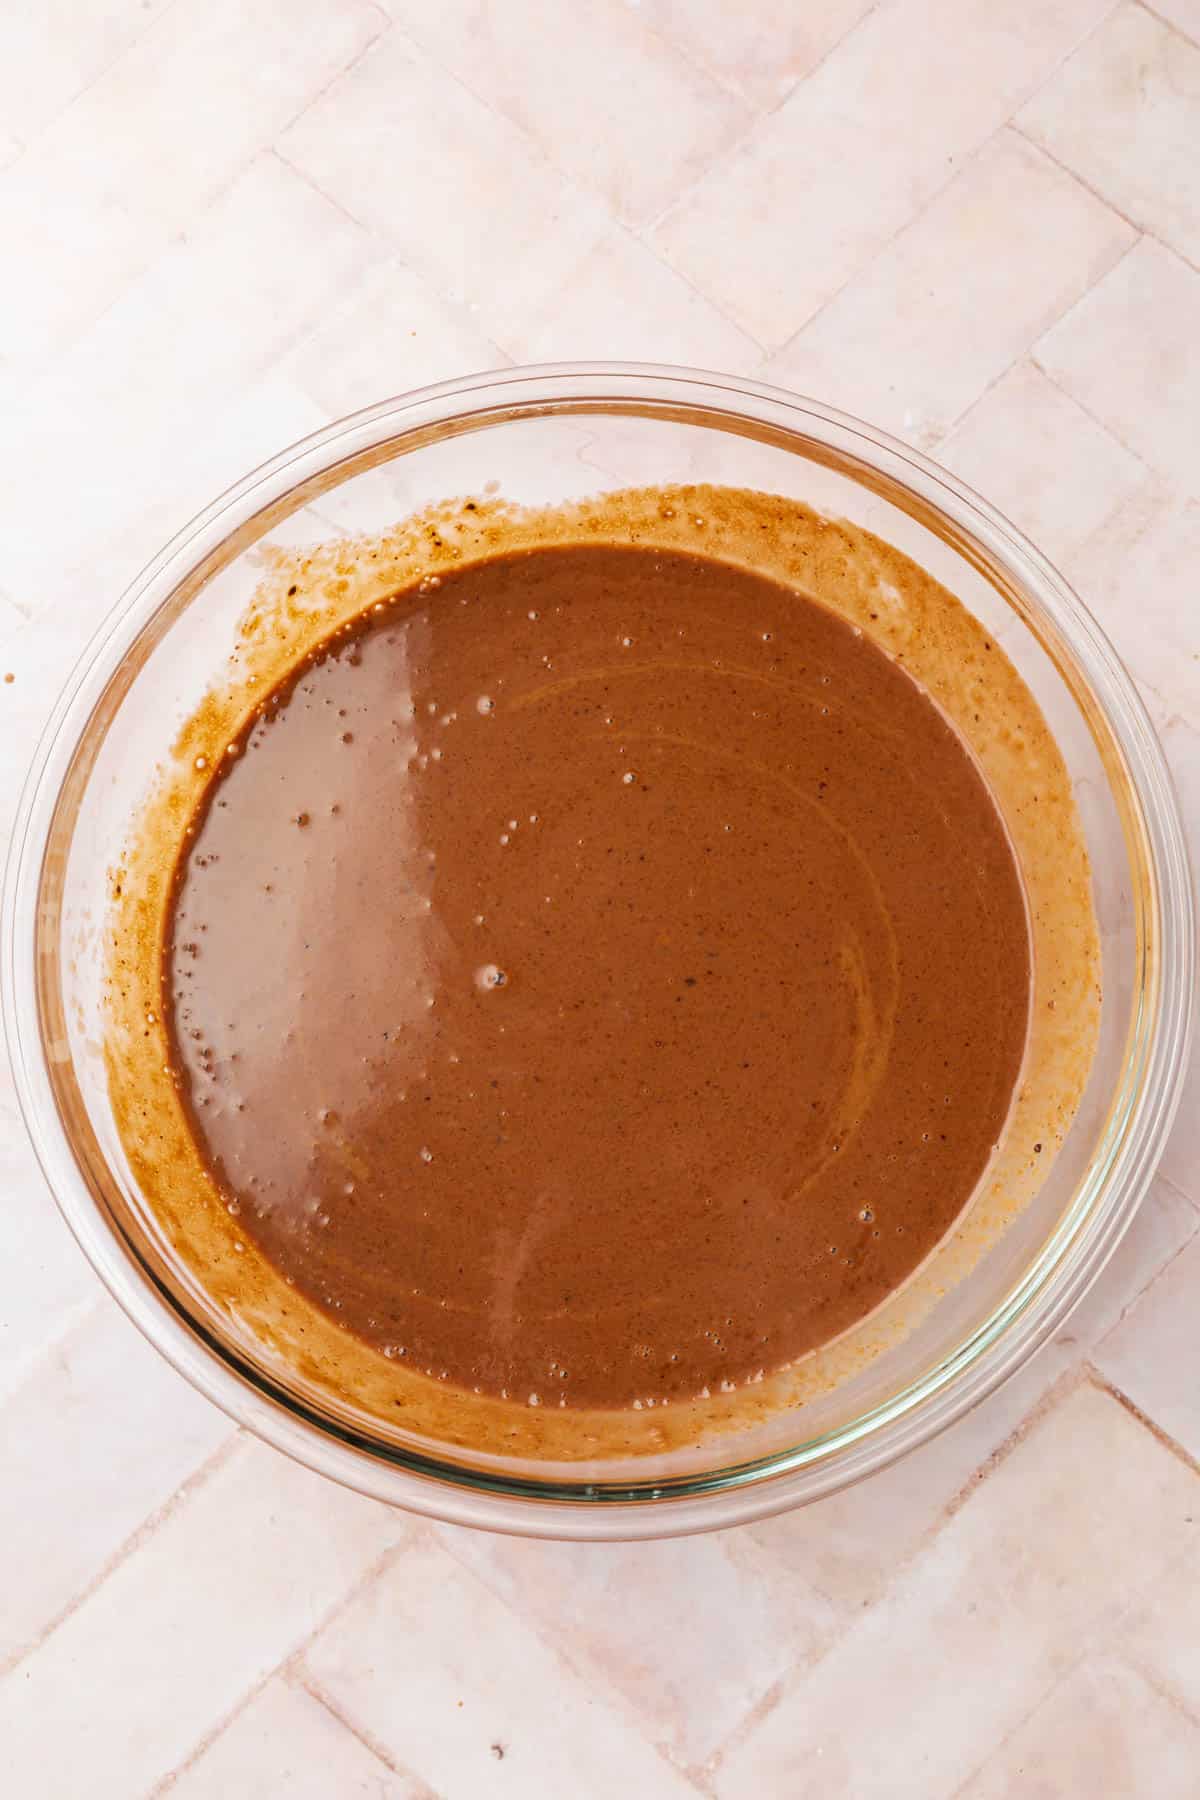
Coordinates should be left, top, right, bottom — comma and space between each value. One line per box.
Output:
3, 364, 1193, 1539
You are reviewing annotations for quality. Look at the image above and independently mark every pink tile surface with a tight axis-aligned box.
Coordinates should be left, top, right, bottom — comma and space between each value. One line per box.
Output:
1122, 1535, 1200, 1718
960, 1655, 1200, 1798
171, 1677, 428, 1798
0, 0, 386, 373
939, 359, 1149, 565
278, 31, 612, 349
0, 0, 178, 144
435, 1522, 836, 1768
1153, 0, 1200, 43
635, 0, 876, 109
381, 0, 750, 225
1068, 487, 1200, 727
1035, 236, 1200, 485
0, 3, 1196, 1792
304, 1540, 704, 1796
1094, 1232, 1200, 1461
0, 1300, 232, 1668
0, 154, 378, 605
717, 1387, 1199, 1798
1020, 3, 1200, 267
766, 128, 1134, 446
0, 1439, 405, 1795
650, 0, 1116, 345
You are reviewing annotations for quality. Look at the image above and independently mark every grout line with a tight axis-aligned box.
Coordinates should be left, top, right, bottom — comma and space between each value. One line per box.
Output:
707, 1366, 1092, 1777
1086, 1366, 1200, 1478
644, 0, 888, 237
150, 1538, 410, 1794
704, 1674, 786, 1785
265, 143, 379, 245
946, 1652, 1093, 1799
616, 0, 760, 109
961, 123, 1145, 379
1005, 0, 1127, 120
390, 14, 768, 238
272, 148, 378, 240
297, 1671, 440, 1800
1012, 120, 1152, 241
280, 39, 760, 374
0, 0, 188, 166
0, 1430, 243, 1681
935, 349, 1069, 467
1141, 0, 1200, 49
932, 357, 1023, 457
854, 1366, 1091, 1601
941, 344, 1153, 485
431, 1524, 598, 1693
765, 123, 1007, 364
722, 1363, 1196, 1788
148, 1662, 280, 1796
425, 1524, 714, 1793
5, 9, 394, 404
960, 1443, 1200, 1793
639, 0, 885, 241
936, 1364, 1092, 1527
268, 169, 512, 370
756, 0, 1131, 362
273, 149, 516, 378
1028, 239, 1154, 441
768, 111, 1140, 377
272, 10, 394, 145
602, 218, 767, 357
716, 1360, 1198, 1788
680, 1759, 720, 1799
309, 10, 666, 235
954, 1621, 1200, 1793
285, 1537, 412, 1674
1031, 174, 1200, 297
1122, 1644, 1200, 1732
1089, 1201, 1200, 1345
948, 1408, 1200, 1781
1159, 234, 1200, 279
2, 130, 370, 421
232, 153, 402, 378
1158, 1170, 1200, 1216
1093, 1500, 1200, 1669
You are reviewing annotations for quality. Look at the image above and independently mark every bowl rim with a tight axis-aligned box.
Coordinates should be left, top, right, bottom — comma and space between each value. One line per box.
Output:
3, 361, 1194, 1539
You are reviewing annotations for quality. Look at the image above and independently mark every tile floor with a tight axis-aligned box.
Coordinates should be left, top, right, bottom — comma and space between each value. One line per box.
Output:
0, 2, 1196, 1793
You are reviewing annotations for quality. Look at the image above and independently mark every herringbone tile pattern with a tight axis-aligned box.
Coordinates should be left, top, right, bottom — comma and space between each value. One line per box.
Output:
1, 4, 1197, 1791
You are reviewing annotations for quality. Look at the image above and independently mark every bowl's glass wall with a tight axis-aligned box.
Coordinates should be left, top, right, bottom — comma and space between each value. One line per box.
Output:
7, 369, 1190, 1537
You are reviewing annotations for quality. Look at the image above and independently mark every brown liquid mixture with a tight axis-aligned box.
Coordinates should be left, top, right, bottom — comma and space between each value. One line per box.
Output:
165, 543, 1030, 1410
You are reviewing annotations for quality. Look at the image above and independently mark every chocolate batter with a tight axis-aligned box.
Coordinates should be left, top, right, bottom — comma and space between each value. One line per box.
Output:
165, 543, 1030, 1410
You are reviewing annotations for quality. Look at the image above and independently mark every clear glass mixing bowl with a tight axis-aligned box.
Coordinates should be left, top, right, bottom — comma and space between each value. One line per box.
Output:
3, 365, 1193, 1538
